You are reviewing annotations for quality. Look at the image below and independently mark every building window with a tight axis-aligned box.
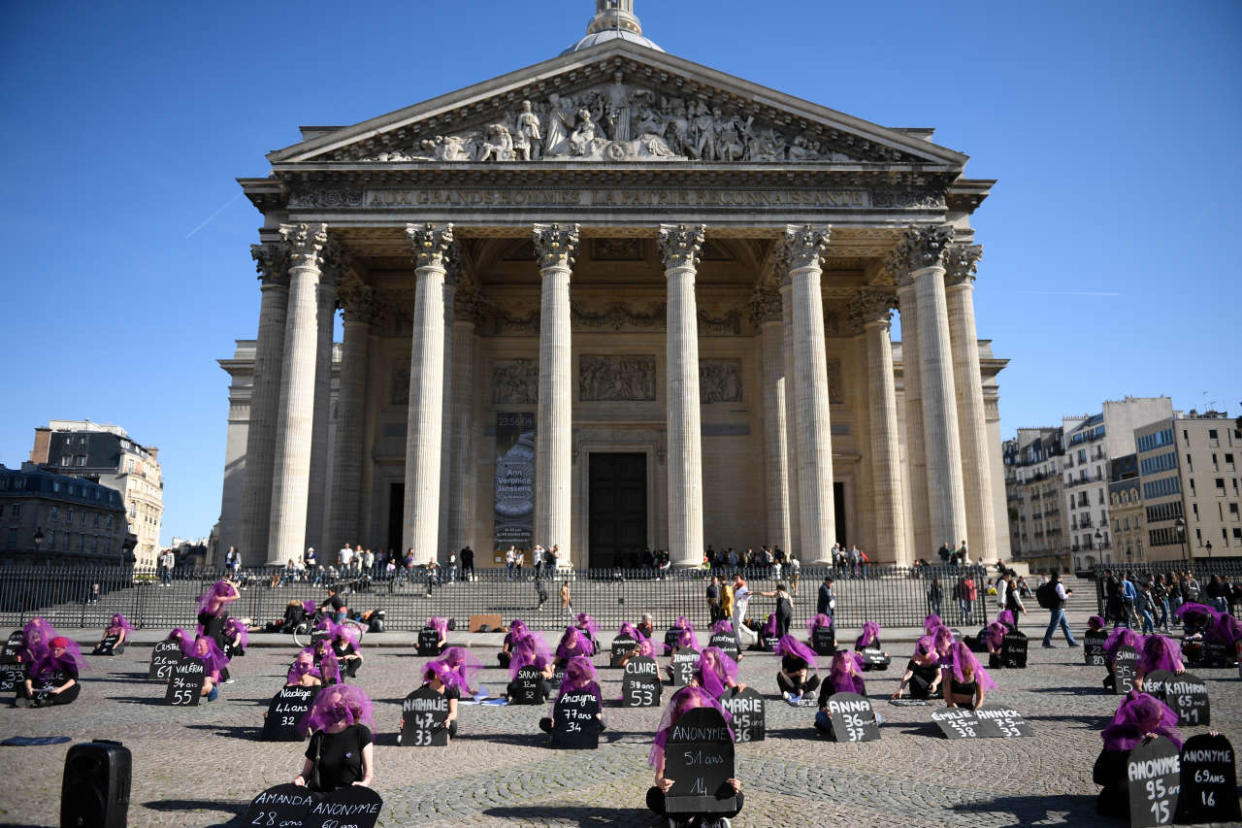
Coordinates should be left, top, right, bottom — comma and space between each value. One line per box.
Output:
1234, 528, 1242, 541
1140, 452, 1178, 476
11, 504, 20, 518
75, 456, 86, 467
1217, 478, 1227, 494
1230, 503, 1239, 518
60, 456, 70, 467
1145, 500, 1183, 523
1143, 477, 1182, 500
1226, 453, 1236, 469
6, 528, 17, 549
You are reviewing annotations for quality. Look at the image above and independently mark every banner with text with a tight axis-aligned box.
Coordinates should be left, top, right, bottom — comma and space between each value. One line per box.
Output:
494, 412, 535, 551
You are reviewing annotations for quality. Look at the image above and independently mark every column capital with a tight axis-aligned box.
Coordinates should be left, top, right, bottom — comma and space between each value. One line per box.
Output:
944, 243, 983, 288
405, 222, 455, 269
279, 222, 329, 270
887, 224, 954, 283
848, 287, 898, 332
781, 224, 831, 272
533, 223, 581, 270
749, 285, 783, 327
338, 274, 379, 326
658, 224, 706, 270
251, 242, 289, 287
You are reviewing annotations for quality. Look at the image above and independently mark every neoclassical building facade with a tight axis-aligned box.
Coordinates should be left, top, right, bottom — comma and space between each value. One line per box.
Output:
217, 2, 1011, 569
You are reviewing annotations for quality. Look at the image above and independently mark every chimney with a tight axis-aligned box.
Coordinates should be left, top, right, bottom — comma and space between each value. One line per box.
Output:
30, 427, 51, 464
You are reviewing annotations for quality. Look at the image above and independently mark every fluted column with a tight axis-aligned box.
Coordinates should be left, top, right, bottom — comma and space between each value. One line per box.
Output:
447, 291, 480, 555
851, 289, 908, 564
752, 287, 791, 553
304, 246, 340, 556
891, 226, 968, 552
533, 224, 579, 563
327, 276, 376, 556
267, 222, 328, 566
895, 278, 930, 560
946, 244, 997, 562
238, 243, 289, 567
436, 263, 458, 564
784, 225, 836, 563
659, 224, 706, 568
780, 278, 801, 557
402, 223, 454, 563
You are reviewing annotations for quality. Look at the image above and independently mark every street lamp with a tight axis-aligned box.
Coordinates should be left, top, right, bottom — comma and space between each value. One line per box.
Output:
1174, 517, 1186, 566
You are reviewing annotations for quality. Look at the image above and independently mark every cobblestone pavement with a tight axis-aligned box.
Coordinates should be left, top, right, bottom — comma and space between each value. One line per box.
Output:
0, 628, 1238, 827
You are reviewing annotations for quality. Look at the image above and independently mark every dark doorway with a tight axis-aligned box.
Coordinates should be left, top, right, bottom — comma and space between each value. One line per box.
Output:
588, 453, 647, 570
387, 483, 404, 557
834, 481, 847, 548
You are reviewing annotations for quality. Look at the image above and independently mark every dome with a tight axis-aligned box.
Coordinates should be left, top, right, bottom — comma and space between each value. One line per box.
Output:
560, 28, 664, 56
562, 1, 663, 55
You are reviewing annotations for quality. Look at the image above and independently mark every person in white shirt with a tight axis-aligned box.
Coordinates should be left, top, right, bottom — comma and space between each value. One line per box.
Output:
339, 544, 353, 573
732, 575, 756, 651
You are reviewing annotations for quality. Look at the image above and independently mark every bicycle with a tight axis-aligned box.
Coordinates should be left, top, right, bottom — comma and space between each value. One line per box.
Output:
291, 611, 367, 649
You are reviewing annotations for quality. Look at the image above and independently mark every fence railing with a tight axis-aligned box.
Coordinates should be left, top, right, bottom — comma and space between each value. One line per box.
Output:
1090, 561, 1242, 616
0, 564, 993, 635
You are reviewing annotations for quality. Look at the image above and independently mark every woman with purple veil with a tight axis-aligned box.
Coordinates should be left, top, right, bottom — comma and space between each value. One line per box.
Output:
294, 684, 375, 791
1093, 690, 1182, 818
984, 620, 1008, 669
539, 655, 604, 733
499, 618, 530, 668
554, 625, 595, 667
892, 635, 942, 700
855, 621, 882, 650
663, 627, 702, 682
773, 633, 820, 703
711, 619, 734, 636
804, 613, 832, 646
165, 627, 191, 647
619, 621, 647, 641
1134, 635, 1185, 690
182, 635, 229, 702
646, 686, 742, 824
195, 579, 239, 647
664, 615, 696, 656
286, 650, 323, 688
1174, 602, 1218, 637
505, 634, 555, 702
19, 617, 58, 665
223, 616, 249, 658
93, 613, 134, 654
406, 660, 463, 741
923, 614, 942, 637
440, 645, 484, 695
813, 650, 867, 736
331, 624, 363, 678
1102, 627, 1143, 692
575, 612, 599, 645
307, 639, 342, 685
942, 640, 994, 710
693, 646, 744, 698
424, 617, 450, 654
996, 608, 1017, 632
1084, 615, 1108, 641
16, 636, 85, 707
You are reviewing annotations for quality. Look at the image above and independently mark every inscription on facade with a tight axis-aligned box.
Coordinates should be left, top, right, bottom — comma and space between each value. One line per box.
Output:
579, 355, 656, 401
361, 188, 870, 209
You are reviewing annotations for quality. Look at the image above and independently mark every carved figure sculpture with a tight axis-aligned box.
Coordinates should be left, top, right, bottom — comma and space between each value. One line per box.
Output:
544, 93, 573, 156
515, 100, 542, 161
478, 124, 515, 162
604, 71, 632, 143
569, 108, 597, 156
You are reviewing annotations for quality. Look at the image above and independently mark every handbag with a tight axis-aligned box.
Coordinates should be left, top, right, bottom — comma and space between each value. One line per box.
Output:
308, 732, 323, 792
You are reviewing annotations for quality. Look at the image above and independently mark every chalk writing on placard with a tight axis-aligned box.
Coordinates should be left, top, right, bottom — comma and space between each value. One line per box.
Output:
1084, 638, 1107, 667
93, 634, 121, 656
811, 626, 836, 657
1162, 674, 1210, 727
932, 709, 981, 740
417, 628, 441, 657
622, 656, 661, 708
244, 783, 384, 828
148, 640, 182, 681
511, 666, 544, 705
0, 662, 23, 692
1175, 732, 1241, 824
663, 707, 737, 816
826, 692, 881, 742
670, 648, 699, 687
1142, 669, 1174, 700
400, 686, 449, 746
1001, 634, 1028, 669
163, 656, 205, 706
859, 646, 890, 671
708, 632, 739, 660
261, 686, 319, 741
2, 631, 25, 662
973, 708, 1034, 738
1113, 645, 1138, 695
664, 628, 683, 651
718, 687, 765, 743
551, 690, 600, 749
1127, 736, 1181, 828
610, 636, 638, 668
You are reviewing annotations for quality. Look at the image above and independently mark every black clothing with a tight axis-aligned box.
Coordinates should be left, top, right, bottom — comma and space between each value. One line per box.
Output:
19, 666, 80, 706
198, 612, 228, 649
322, 595, 344, 612
1092, 748, 1130, 818
949, 678, 977, 698
507, 678, 552, 703
305, 724, 371, 792
498, 652, 512, 669
636, 623, 654, 640
780, 654, 810, 674
775, 595, 793, 637
817, 584, 834, 617
646, 787, 743, 819
777, 671, 820, 695
904, 659, 938, 699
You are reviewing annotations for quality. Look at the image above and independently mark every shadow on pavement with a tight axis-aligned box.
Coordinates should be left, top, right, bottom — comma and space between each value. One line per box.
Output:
763, 726, 821, 742
1030, 685, 1107, 696
950, 793, 1097, 827
106, 695, 165, 706
482, 805, 645, 826
184, 723, 264, 740
144, 798, 245, 823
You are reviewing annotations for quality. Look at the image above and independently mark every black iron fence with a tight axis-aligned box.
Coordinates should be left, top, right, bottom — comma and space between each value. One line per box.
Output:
1090, 561, 1242, 616
0, 564, 992, 635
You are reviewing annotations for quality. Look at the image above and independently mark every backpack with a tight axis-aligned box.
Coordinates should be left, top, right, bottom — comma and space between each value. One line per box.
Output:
1035, 580, 1058, 610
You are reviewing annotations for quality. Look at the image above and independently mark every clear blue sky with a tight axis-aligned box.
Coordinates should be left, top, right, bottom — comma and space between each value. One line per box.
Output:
1, 1, 1238, 544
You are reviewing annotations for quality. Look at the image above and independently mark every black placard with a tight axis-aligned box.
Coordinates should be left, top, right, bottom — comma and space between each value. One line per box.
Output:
1001, 633, 1028, 669
826, 691, 881, 742
261, 686, 319, 741
1161, 673, 1210, 727
811, 626, 836, 657
163, 656, 205, 706
1201, 641, 1232, 668
148, 640, 182, 681
972, 707, 1034, 739
243, 783, 383, 828
510, 666, 545, 705
550, 689, 600, 749
550, 664, 565, 689
417, 627, 441, 657
1113, 645, 1138, 695
718, 686, 764, 743
0, 662, 22, 692
92, 634, 121, 656
1084, 639, 1107, 667
664, 628, 684, 652
1175, 732, 1241, 824
621, 656, 662, 708
610, 636, 638, 668
859, 646, 891, 671
758, 632, 778, 652
1127, 736, 1181, 827
932, 709, 982, 739
0, 630, 23, 663
670, 648, 699, 687
400, 686, 450, 746
708, 632, 740, 661
1142, 669, 1175, 699
663, 706, 737, 815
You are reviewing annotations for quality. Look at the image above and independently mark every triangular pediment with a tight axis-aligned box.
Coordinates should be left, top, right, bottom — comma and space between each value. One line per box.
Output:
269, 40, 966, 169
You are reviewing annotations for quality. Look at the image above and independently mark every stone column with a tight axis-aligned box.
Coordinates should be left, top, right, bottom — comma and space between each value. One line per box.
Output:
447, 291, 480, 555
895, 277, 930, 561
327, 275, 376, 557
783, 225, 836, 564
401, 223, 454, 563
238, 243, 289, 567
891, 226, 968, 552
780, 278, 801, 558
946, 244, 998, 562
752, 286, 791, 553
436, 262, 458, 565
304, 245, 340, 556
533, 224, 579, 563
267, 222, 328, 566
659, 224, 706, 568
851, 288, 908, 564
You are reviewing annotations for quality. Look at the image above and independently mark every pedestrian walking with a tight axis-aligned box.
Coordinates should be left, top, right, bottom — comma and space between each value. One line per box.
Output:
706, 576, 722, 623
817, 576, 835, 619
559, 580, 572, 615
1039, 569, 1077, 648
535, 574, 549, 611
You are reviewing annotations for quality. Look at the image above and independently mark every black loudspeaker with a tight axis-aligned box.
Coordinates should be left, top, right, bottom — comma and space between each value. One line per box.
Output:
60, 740, 131, 828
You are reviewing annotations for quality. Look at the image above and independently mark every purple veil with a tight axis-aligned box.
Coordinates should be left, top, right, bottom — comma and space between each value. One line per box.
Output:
183, 635, 229, 678
1104, 628, 1143, 665
668, 627, 701, 654
805, 614, 832, 637
855, 622, 881, 649
508, 633, 553, 680
555, 656, 600, 703
1087, 615, 1106, 632
1174, 602, 1218, 629
504, 619, 529, 647
711, 619, 735, 635
441, 646, 483, 690
286, 653, 322, 685
166, 628, 191, 645
107, 614, 135, 635
555, 626, 595, 660
636, 638, 657, 658
829, 650, 866, 694
986, 621, 1008, 651
423, 658, 466, 693
761, 614, 778, 638
932, 626, 955, 656
996, 609, 1016, 629
21, 617, 57, 663
575, 613, 599, 638
923, 614, 943, 636
1138, 635, 1183, 675
1101, 690, 1182, 751
31, 636, 87, 680
427, 617, 450, 640
1206, 612, 1242, 646
649, 686, 734, 767
694, 646, 739, 697
947, 640, 996, 692
619, 622, 646, 640
674, 615, 694, 632
302, 599, 317, 615
224, 617, 249, 648
298, 684, 375, 736
914, 634, 934, 657
773, 633, 818, 671
196, 579, 236, 617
